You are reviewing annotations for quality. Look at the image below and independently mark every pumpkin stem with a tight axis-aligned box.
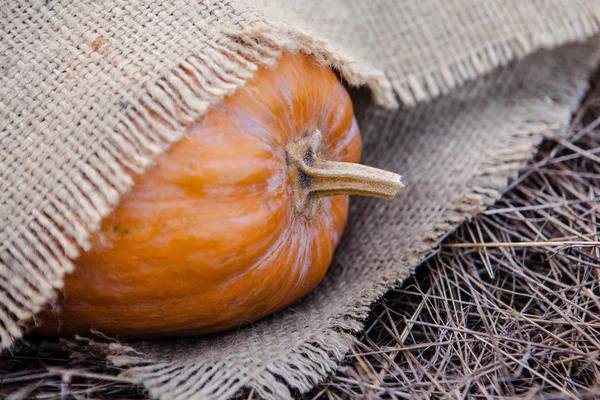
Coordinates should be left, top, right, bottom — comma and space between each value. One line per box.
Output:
286, 129, 403, 218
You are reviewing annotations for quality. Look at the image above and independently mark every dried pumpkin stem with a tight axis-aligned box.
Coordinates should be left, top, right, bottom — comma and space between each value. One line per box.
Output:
286, 129, 404, 218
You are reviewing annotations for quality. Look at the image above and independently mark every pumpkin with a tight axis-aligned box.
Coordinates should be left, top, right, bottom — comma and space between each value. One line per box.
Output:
34, 52, 402, 338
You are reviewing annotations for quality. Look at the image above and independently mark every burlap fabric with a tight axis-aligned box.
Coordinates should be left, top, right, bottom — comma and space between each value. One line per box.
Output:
2, 1, 600, 398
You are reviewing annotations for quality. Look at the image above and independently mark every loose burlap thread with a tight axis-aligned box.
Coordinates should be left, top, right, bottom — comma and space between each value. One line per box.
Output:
2, 1, 600, 398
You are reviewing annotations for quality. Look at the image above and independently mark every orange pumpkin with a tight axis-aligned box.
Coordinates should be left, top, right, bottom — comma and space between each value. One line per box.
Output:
34, 53, 402, 338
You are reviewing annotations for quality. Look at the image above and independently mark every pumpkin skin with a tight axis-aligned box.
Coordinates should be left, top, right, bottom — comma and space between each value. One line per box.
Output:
34, 53, 366, 337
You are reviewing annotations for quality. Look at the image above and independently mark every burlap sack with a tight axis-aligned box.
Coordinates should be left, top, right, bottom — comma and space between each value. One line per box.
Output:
2, 1, 600, 398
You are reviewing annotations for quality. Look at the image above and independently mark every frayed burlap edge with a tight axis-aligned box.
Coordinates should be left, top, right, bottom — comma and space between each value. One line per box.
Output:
394, 10, 600, 105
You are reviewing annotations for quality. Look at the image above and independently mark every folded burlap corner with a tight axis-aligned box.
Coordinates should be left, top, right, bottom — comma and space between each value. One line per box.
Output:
2, 1, 600, 399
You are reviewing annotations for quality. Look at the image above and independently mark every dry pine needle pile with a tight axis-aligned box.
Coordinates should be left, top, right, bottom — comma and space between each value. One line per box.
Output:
316, 85, 600, 400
